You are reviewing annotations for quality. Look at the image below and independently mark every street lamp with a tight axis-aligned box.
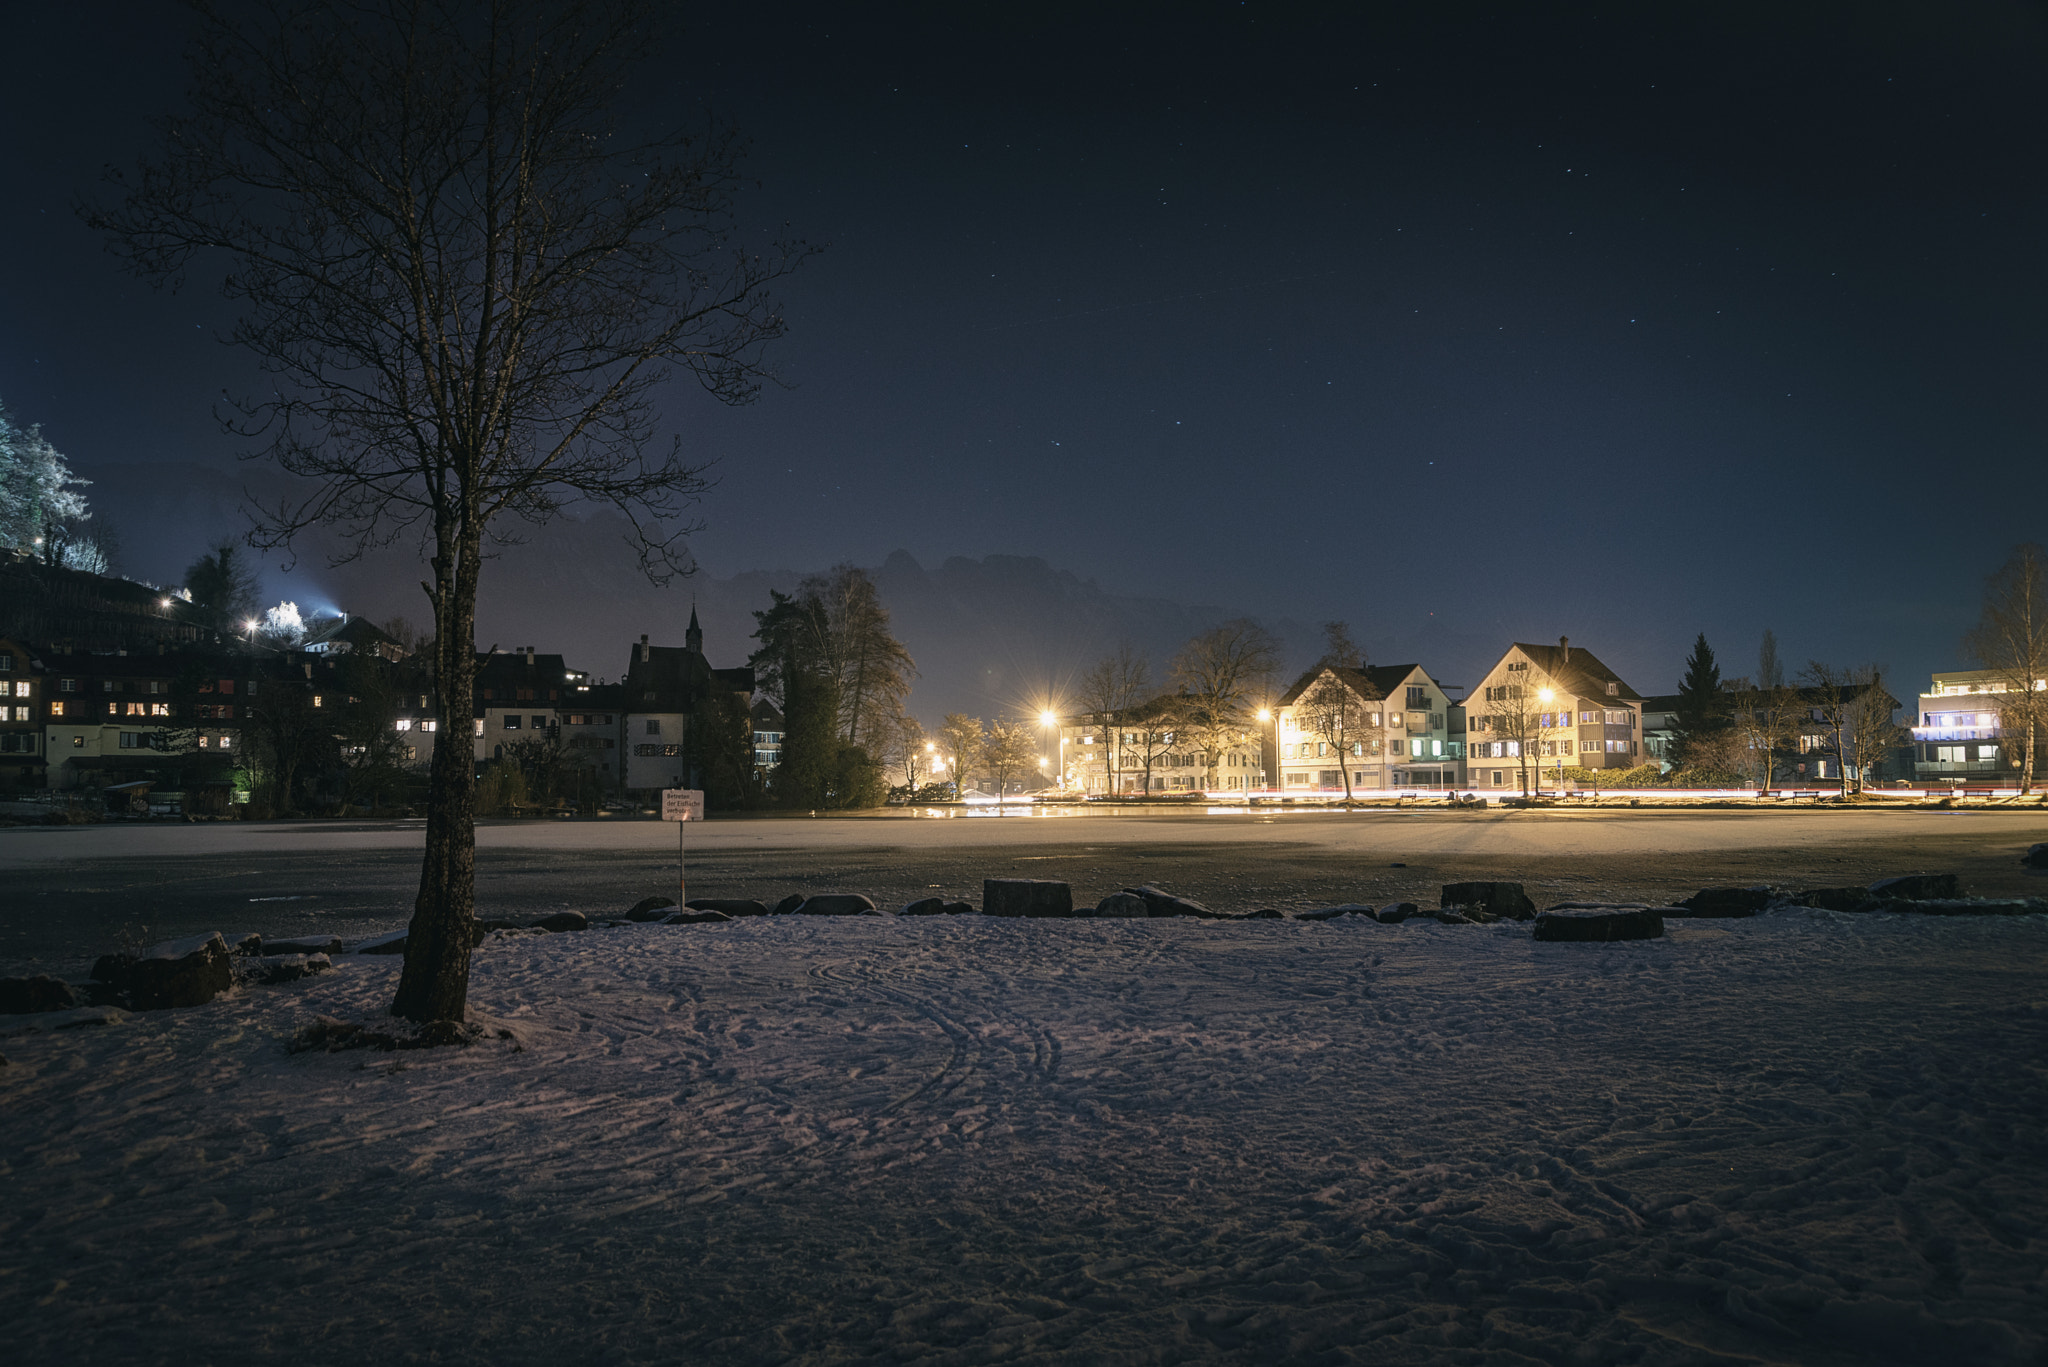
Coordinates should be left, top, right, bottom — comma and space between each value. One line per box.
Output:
1038, 709, 1065, 794
1256, 708, 1273, 796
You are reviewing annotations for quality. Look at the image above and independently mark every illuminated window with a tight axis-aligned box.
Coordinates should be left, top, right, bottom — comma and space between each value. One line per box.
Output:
49, 701, 64, 717
395, 718, 411, 731
504, 715, 520, 729
312, 695, 323, 707
13, 681, 28, 697
219, 734, 233, 750
125, 702, 145, 716
473, 720, 484, 735
72, 735, 84, 748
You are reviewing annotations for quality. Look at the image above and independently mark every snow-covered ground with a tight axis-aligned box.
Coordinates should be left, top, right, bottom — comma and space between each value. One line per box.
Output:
4, 909, 2045, 1365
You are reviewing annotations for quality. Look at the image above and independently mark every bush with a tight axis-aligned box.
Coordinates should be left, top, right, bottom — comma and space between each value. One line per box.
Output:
476, 760, 529, 816
1559, 764, 1664, 789
1664, 765, 1747, 788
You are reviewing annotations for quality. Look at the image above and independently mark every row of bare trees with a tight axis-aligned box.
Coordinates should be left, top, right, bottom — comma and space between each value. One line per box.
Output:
1075, 620, 1284, 794
1665, 545, 2045, 797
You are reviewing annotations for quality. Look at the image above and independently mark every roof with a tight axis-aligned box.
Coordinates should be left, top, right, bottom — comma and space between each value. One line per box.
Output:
623, 642, 753, 711
302, 615, 404, 656
1501, 642, 1643, 703
1277, 662, 1429, 708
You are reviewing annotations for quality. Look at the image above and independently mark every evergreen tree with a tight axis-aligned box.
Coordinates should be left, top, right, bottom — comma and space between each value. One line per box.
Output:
686, 689, 756, 810
1671, 633, 1732, 766
184, 542, 262, 637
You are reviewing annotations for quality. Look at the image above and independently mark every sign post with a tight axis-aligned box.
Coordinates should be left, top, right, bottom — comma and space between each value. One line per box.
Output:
661, 788, 705, 901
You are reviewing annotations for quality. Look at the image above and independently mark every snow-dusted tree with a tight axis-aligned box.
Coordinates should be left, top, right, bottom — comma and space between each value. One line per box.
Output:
1965, 543, 2048, 795
259, 601, 306, 645
0, 397, 94, 564
90, 0, 809, 1027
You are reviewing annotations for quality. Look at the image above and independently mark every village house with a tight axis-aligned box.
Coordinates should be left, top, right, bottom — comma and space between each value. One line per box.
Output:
621, 610, 754, 795
1274, 663, 1461, 794
1465, 638, 1644, 793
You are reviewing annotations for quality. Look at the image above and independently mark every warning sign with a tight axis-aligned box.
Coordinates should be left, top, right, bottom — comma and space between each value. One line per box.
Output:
661, 789, 704, 822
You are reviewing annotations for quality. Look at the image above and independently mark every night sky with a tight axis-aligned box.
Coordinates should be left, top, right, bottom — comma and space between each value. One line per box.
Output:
2, 2, 2043, 705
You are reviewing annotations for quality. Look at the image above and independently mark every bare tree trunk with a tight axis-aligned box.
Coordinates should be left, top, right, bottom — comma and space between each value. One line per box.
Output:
393, 520, 480, 1026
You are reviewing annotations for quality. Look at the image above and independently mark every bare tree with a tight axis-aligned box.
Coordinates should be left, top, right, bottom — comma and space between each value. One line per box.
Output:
881, 710, 931, 792
808, 564, 917, 751
1757, 629, 1785, 689
1316, 620, 1365, 671
1075, 642, 1149, 795
1800, 663, 1903, 796
243, 674, 330, 816
1729, 681, 1803, 789
1478, 673, 1546, 796
1120, 695, 1191, 795
1170, 619, 1280, 789
90, 1, 809, 1027
982, 719, 1039, 804
1964, 543, 2048, 795
1298, 669, 1378, 801
936, 713, 983, 798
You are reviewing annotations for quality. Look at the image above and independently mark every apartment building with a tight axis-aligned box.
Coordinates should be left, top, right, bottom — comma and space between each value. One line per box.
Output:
1910, 668, 2045, 783
1274, 664, 1460, 792
560, 681, 625, 787
1059, 695, 1264, 794
1465, 638, 1643, 792
0, 638, 45, 785
474, 647, 579, 763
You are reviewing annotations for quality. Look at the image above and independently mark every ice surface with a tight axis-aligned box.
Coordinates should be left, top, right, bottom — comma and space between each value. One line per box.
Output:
2, 913, 2044, 1364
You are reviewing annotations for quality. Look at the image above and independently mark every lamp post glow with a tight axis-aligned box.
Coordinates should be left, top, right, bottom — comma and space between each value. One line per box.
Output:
1039, 710, 1064, 794
1256, 708, 1273, 796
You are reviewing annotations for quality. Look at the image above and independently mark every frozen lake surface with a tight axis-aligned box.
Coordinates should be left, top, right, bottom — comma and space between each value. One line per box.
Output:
4, 907, 2045, 1364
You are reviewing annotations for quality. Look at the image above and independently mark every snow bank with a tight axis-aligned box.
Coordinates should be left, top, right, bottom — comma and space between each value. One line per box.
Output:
2, 913, 2044, 1364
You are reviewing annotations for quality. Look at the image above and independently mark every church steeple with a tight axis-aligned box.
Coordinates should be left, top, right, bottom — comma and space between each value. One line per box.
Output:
685, 604, 703, 655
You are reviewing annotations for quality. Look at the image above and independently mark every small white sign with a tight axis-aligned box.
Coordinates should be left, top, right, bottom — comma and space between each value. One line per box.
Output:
661, 788, 704, 822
